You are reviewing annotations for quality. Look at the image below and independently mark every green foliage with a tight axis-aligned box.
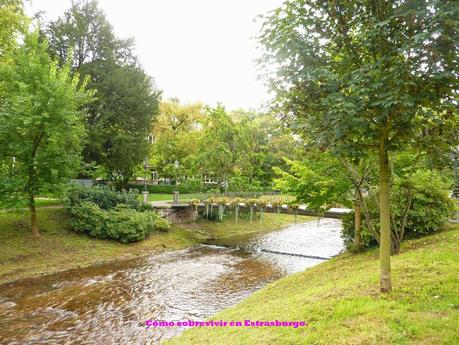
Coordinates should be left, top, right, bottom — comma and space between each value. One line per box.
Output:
46, 0, 160, 190
341, 211, 377, 251
0, 0, 28, 60
0, 32, 93, 211
274, 154, 353, 211
153, 217, 171, 232
392, 170, 455, 235
68, 201, 106, 237
65, 185, 168, 243
128, 182, 209, 194
65, 184, 143, 211
341, 169, 455, 250
85, 63, 160, 190
178, 177, 203, 193
105, 206, 157, 243
227, 176, 263, 192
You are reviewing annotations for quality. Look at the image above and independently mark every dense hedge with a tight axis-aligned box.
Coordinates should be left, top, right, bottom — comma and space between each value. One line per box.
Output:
65, 185, 170, 243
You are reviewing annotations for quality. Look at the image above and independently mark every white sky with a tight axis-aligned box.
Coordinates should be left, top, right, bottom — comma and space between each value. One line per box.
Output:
26, 0, 283, 111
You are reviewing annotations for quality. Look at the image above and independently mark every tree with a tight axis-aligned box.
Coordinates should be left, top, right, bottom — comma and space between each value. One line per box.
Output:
260, 0, 458, 292
0, 0, 27, 60
149, 100, 204, 179
88, 62, 159, 190
45, 0, 159, 188
46, 0, 134, 68
0, 33, 93, 235
196, 105, 245, 187
274, 151, 377, 252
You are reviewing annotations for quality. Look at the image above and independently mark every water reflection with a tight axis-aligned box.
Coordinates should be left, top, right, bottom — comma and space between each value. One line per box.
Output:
0, 219, 342, 344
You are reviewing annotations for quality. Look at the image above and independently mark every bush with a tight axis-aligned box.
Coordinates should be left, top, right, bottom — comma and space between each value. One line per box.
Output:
65, 184, 142, 210
153, 217, 171, 232
65, 184, 170, 243
341, 169, 455, 251
105, 207, 157, 243
227, 176, 263, 192
392, 170, 455, 235
341, 211, 377, 251
128, 180, 216, 194
68, 201, 107, 238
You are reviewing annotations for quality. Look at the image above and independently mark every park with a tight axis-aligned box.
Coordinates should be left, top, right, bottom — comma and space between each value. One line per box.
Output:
0, 0, 458, 344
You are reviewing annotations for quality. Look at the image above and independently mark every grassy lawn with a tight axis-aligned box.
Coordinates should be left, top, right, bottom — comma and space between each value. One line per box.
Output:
0, 208, 310, 285
144, 193, 204, 202
142, 193, 296, 203
166, 225, 459, 345
0, 197, 63, 210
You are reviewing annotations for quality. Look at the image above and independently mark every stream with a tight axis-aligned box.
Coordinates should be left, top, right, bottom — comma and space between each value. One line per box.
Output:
0, 218, 343, 344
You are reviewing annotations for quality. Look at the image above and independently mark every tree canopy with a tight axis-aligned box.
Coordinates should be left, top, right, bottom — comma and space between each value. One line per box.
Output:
45, 0, 160, 189
0, 32, 93, 235
260, 0, 458, 292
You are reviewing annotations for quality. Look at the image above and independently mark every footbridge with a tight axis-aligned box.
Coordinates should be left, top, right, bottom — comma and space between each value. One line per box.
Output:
150, 200, 351, 224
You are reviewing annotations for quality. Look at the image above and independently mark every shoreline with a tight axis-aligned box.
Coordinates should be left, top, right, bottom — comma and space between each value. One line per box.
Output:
0, 207, 314, 286
165, 224, 459, 344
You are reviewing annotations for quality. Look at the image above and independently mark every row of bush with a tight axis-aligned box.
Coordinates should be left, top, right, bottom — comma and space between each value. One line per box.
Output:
65, 185, 170, 243
127, 176, 274, 194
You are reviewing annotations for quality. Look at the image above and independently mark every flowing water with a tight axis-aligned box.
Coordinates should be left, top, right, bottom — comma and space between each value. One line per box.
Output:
0, 218, 343, 344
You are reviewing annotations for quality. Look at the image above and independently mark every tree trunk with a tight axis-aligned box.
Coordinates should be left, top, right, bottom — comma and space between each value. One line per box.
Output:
29, 193, 39, 237
353, 195, 362, 252
379, 139, 392, 293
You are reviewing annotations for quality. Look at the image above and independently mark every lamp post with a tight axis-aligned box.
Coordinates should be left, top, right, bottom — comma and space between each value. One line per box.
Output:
141, 159, 149, 203
173, 160, 179, 204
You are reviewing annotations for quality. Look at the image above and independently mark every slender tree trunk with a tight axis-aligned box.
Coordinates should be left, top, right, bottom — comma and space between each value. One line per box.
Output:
29, 193, 39, 237
353, 194, 362, 252
379, 139, 392, 293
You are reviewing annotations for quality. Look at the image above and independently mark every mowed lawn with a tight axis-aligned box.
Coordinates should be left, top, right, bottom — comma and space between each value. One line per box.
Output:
166, 225, 459, 345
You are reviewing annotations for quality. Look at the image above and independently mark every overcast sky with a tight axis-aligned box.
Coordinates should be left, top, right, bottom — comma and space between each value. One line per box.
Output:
26, 0, 283, 110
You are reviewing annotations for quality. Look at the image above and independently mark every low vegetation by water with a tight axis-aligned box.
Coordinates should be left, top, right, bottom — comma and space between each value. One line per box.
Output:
167, 224, 459, 345
0, 208, 312, 285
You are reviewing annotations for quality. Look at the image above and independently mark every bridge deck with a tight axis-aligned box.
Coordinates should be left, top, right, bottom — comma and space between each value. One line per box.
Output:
150, 201, 351, 219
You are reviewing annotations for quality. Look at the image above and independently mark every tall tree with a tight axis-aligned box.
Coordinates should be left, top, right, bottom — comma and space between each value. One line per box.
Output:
0, 33, 93, 235
0, 0, 27, 60
260, 0, 458, 292
196, 105, 246, 187
94, 62, 159, 189
149, 100, 204, 179
46, 0, 134, 68
45, 0, 159, 188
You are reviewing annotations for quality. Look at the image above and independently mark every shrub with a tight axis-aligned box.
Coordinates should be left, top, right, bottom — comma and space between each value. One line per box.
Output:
105, 207, 157, 243
227, 176, 263, 192
65, 184, 142, 211
65, 184, 170, 243
128, 180, 214, 194
153, 217, 171, 232
392, 170, 455, 235
341, 211, 377, 251
68, 201, 107, 239
341, 169, 455, 250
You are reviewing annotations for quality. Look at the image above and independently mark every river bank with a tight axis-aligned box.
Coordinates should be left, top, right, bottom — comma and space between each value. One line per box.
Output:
0, 207, 313, 285
165, 224, 459, 345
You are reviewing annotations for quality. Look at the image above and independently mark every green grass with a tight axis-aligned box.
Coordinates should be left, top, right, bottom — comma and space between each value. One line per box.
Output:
0, 208, 310, 285
144, 193, 204, 202
166, 225, 459, 345
34, 198, 62, 207
142, 193, 296, 203
0, 197, 62, 210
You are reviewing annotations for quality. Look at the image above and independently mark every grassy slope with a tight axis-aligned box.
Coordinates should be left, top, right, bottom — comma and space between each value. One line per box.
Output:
0, 208, 311, 285
167, 225, 459, 345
